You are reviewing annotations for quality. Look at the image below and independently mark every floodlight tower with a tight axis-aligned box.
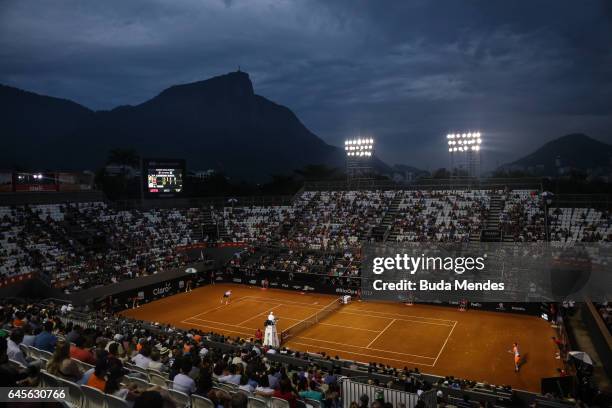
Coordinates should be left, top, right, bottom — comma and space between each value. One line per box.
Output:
344, 137, 375, 185
447, 132, 482, 178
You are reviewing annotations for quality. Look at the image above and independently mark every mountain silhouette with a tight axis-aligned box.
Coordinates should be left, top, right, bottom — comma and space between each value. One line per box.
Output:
0, 71, 351, 180
501, 133, 612, 175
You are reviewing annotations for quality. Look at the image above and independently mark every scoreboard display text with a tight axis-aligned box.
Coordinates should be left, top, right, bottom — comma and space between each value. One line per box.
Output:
143, 159, 185, 197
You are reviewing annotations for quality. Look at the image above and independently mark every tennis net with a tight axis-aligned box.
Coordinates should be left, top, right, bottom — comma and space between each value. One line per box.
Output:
280, 297, 343, 344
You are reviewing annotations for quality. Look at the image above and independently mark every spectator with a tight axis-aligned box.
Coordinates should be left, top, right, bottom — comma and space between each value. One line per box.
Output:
47, 340, 82, 382
257, 378, 297, 408
66, 324, 82, 344
132, 343, 152, 369
149, 350, 164, 371
298, 378, 323, 402
7, 328, 28, 366
86, 358, 109, 391
71, 336, 95, 365
33, 320, 57, 353
218, 364, 242, 385
173, 360, 196, 395
22, 324, 36, 347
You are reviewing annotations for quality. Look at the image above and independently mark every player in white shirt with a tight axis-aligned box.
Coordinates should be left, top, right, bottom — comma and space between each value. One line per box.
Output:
221, 290, 232, 305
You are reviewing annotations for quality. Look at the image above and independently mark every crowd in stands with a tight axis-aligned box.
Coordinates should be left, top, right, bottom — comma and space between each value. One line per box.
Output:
499, 190, 546, 242
549, 207, 612, 242
223, 206, 296, 244
0, 203, 193, 292
230, 248, 360, 280
3, 189, 612, 293
290, 191, 394, 250
391, 190, 488, 242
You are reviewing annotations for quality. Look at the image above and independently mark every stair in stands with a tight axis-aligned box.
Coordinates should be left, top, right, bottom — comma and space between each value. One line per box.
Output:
481, 193, 503, 242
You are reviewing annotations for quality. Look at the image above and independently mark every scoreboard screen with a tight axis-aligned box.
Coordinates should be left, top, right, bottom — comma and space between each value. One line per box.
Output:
147, 168, 183, 193
143, 159, 185, 197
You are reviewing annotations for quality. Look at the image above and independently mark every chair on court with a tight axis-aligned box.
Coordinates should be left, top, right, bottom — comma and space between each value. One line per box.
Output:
270, 397, 291, 408
54, 377, 84, 408
247, 397, 268, 408
105, 394, 130, 408
191, 394, 215, 408
168, 388, 191, 408
81, 384, 106, 408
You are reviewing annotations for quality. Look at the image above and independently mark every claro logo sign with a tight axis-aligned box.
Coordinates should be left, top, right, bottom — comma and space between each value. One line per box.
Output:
153, 282, 172, 296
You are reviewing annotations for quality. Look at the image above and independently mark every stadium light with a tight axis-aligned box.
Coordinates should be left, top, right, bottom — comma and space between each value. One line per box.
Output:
446, 132, 482, 154
344, 137, 374, 158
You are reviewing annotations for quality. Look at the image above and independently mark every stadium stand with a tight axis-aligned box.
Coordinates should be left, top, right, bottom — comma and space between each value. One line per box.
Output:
4, 188, 612, 292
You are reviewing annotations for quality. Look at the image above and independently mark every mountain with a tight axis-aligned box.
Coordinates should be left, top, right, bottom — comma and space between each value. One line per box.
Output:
0, 72, 349, 180
0, 85, 95, 169
500, 133, 612, 176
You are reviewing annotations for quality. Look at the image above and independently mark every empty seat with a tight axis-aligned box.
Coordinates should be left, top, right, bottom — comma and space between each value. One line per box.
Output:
105, 393, 130, 408
168, 388, 191, 408
191, 394, 215, 408
247, 397, 269, 408
55, 377, 84, 408
270, 397, 291, 408
81, 385, 106, 408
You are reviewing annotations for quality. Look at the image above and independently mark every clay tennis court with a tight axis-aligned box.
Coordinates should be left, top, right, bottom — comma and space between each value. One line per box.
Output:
121, 283, 563, 392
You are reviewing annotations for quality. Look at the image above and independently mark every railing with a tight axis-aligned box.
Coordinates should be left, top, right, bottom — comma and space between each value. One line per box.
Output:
340, 377, 436, 408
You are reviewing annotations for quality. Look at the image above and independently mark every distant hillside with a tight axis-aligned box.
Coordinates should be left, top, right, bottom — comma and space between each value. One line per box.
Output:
0, 85, 95, 169
500, 133, 612, 176
0, 72, 353, 180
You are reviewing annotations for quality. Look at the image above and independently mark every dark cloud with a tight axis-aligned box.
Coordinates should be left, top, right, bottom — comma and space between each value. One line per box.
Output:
0, 0, 610, 170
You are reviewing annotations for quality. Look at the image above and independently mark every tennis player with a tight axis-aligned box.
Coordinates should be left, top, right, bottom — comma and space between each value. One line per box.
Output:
508, 342, 521, 372
221, 290, 232, 305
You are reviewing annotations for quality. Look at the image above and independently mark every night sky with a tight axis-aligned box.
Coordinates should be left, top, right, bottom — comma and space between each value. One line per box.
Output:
1, 0, 611, 171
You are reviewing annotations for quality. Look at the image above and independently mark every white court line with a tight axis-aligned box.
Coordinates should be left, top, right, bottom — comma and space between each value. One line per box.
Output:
287, 341, 435, 367
366, 319, 397, 348
342, 307, 457, 324
242, 296, 456, 326
337, 310, 455, 327
318, 323, 380, 333
293, 335, 435, 360
238, 304, 282, 326
243, 296, 324, 310
185, 296, 249, 321
433, 321, 457, 367
184, 317, 258, 331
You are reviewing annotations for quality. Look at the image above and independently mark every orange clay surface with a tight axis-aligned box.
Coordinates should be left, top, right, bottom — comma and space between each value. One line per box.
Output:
121, 283, 563, 392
